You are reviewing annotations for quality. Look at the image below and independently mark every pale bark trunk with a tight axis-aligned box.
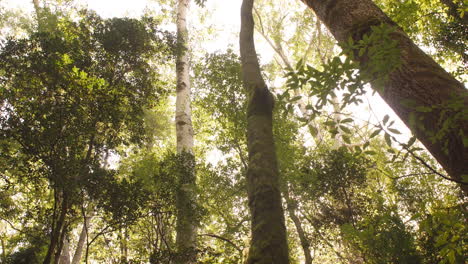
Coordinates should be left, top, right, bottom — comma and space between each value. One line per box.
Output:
119, 228, 128, 263
284, 186, 312, 264
59, 235, 70, 264
1, 237, 6, 263
300, 0, 468, 195
174, 0, 197, 263
240, 0, 290, 263
71, 215, 92, 264
54, 212, 68, 264
175, 0, 194, 155
32, 0, 40, 11
32, 0, 45, 32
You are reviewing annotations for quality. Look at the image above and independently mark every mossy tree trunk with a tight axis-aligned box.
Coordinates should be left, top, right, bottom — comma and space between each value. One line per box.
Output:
300, 0, 468, 195
175, 0, 197, 263
240, 0, 290, 263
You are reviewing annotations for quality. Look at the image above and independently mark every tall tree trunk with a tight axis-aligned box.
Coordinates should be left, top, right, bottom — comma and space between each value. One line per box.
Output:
240, 0, 290, 263
174, 0, 197, 263
71, 214, 92, 264
299, 0, 468, 195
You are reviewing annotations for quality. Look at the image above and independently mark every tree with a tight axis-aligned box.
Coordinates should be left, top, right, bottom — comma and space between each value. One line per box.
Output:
298, 0, 468, 195
0, 10, 171, 264
240, 0, 289, 263
174, 0, 198, 263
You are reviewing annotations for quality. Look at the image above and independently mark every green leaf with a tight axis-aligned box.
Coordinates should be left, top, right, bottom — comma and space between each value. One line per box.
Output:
447, 250, 456, 264
382, 114, 389, 125
296, 58, 304, 70
463, 136, 468, 147
324, 121, 336, 126
341, 118, 353, 123
358, 47, 366, 56
309, 125, 318, 137
387, 128, 401, 134
355, 146, 362, 153
384, 133, 392, 147
290, 96, 302, 102
370, 129, 381, 138
340, 125, 351, 133
363, 141, 370, 149
343, 136, 351, 144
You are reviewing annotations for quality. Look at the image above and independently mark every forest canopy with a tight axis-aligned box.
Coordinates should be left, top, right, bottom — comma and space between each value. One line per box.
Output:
0, 0, 466, 264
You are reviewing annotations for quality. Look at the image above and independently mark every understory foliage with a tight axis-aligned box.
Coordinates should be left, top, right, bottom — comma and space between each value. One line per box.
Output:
0, 0, 466, 264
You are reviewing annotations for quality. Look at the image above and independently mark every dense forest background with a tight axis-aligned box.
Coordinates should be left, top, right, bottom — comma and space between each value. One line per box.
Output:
0, 0, 466, 263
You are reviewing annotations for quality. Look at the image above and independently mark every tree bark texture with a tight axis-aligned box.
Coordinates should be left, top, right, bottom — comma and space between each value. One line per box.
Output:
175, 0, 197, 263
59, 235, 70, 264
71, 215, 92, 264
240, 0, 290, 263
43, 195, 68, 264
300, 0, 468, 195
32, 0, 45, 32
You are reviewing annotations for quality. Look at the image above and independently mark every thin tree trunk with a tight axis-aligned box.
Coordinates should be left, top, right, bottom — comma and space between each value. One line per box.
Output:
119, 228, 128, 263
44, 195, 68, 264
71, 214, 92, 264
54, 208, 68, 264
32, 0, 40, 14
253, 10, 324, 144
174, 0, 197, 263
59, 235, 70, 264
240, 0, 290, 263
331, 96, 343, 149
284, 186, 312, 264
1, 236, 6, 263
32, 0, 45, 32
300, 0, 468, 195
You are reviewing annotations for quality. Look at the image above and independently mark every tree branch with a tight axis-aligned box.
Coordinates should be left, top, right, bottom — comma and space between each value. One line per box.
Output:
198, 233, 243, 256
